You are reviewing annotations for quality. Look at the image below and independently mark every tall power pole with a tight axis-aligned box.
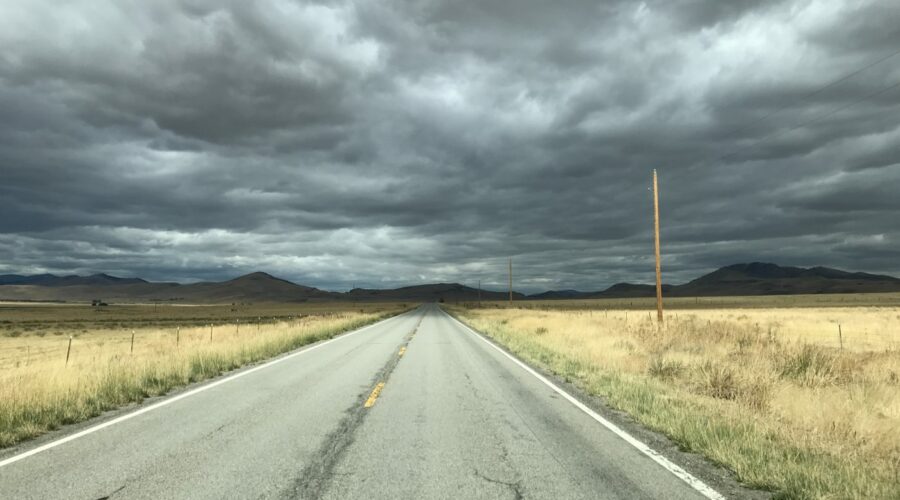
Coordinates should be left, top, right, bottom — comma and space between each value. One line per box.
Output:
508, 258, 513, 304
653, 169, 664, 323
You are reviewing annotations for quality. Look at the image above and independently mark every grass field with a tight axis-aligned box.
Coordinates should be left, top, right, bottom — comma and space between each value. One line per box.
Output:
0, 301, 408, 448
464, 291, 900, 310
449, 294, 900, 500
0, 301, 406, 333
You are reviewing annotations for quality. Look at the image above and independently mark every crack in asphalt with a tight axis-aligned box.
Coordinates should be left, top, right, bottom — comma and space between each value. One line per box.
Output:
460, 374, 525, 498
473, 468, 525, 500
284, 315, 423, 500
471, 427, 526, 500
457, 321, 579, 485
94, 483, 126, 500
455, 339, 528, 500
201, 423, 228, 441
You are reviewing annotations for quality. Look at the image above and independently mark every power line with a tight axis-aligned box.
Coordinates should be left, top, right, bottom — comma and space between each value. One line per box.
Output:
708, 78, 900, 166
716, 45, 900, 143
689, 44, 900, 169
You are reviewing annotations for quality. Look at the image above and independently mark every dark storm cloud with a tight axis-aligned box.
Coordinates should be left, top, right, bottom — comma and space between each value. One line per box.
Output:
1, 0, 899, 292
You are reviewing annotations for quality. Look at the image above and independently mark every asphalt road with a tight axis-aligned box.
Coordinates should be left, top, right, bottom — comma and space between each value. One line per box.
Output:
0, 304, 722, 499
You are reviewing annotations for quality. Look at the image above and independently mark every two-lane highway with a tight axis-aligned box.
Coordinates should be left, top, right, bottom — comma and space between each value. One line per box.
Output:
0, 305, 722, 499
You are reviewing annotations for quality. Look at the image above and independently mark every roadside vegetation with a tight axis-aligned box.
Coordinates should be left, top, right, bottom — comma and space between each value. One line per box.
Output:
0, 302, 407, 448
449, 296, 900, 499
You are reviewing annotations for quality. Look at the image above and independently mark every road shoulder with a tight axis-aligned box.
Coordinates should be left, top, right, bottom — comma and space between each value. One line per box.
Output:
443, 308, 771, 500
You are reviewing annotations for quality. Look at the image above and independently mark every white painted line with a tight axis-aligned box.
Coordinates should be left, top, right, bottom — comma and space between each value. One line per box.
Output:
0, 311, 413, 469
444, 311, 725, 500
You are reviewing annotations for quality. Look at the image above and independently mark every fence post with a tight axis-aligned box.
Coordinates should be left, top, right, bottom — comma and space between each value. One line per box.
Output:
838, 324, 843, 351
65, 336, 73, 366
508, 257, 513, 304
131, 330, 135, 355
210, 324, 213, 342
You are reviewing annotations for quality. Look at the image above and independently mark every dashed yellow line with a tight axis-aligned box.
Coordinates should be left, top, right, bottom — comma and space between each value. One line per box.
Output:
364, 382, 385, 408
398, 346, 406, 357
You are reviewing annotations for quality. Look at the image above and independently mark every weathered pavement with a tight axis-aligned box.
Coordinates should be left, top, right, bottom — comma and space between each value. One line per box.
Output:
0, 304, 723, 499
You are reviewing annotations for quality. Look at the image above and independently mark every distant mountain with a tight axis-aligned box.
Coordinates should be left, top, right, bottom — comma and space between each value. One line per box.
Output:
525, 263, 900, 299
0, 272, 336, 303
0, 273, 147, 286
347, 283, 524, 302
674, 262, 900, 296
61, 273, 149, 286
596, 283, 676, 298
527, 283, 676, 300
528, 289, 590, 300
0, 274, 34, 285
2, 263, 898, 303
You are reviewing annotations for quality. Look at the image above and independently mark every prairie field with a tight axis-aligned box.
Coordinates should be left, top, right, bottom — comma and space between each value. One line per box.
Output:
449, 295, 900, 499
0, 301, 407, 448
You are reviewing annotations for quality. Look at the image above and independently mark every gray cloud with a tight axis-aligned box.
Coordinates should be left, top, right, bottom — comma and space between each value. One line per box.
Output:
1, 0, 899, 293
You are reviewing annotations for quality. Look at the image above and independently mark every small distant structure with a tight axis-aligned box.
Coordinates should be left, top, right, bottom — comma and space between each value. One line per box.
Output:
91, 299, 108, 307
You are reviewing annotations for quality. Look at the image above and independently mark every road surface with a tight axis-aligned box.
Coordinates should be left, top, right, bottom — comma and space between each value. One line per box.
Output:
0, 305, 723, 499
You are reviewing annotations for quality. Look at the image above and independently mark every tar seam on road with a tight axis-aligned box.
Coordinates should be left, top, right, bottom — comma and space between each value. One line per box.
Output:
0, 310, 415, 470
287, 315, 424, 500
442, 309, 726, 500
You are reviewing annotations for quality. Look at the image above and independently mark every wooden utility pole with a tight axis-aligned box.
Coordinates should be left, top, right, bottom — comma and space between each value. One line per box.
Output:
653, 169, 664, 323
508, 258, 513, 304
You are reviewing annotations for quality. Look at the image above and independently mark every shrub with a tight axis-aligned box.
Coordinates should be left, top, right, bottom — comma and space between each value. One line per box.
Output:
776, 344, 841, 386
647, 357, 684, 380
695, 361, 739, 400
738, 377, 773, 412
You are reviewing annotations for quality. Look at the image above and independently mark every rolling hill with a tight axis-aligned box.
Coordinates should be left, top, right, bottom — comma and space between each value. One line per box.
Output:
0, 272, 338, 303
0, 273, 148, 286
530, 263, 900, 299
673, 262, 900, 296
1, 263, 898, 303
347, 283, 525, 302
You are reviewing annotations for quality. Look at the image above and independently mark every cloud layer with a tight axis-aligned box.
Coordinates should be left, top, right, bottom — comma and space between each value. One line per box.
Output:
1, 0, 899, 292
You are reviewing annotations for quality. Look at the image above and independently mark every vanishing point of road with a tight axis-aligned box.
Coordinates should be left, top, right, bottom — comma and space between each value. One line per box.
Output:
0, 305, 728, 499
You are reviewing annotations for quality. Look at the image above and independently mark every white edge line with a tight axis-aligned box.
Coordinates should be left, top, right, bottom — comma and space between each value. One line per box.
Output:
0, 310, 412, 469
444, 311, 726, 500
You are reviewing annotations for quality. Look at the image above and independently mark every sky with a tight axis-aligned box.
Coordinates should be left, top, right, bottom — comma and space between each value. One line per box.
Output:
1, 0, 899, 293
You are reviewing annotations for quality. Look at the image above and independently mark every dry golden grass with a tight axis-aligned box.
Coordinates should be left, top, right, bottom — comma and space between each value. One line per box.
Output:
0, 301, 404, 331
450, 301, 900, 499
500, 292, 900, 310
0, 302, 408, 448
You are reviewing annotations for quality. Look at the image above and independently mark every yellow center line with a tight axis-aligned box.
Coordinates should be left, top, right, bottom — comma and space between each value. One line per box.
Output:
398, 346, 406, 356
364, 382, 385, 408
